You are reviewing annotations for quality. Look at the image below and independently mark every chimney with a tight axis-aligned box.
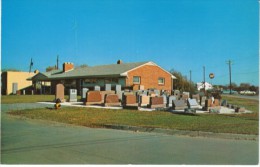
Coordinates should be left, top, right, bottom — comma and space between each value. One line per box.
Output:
117, 60, 123, 64
63, 62, 74, 72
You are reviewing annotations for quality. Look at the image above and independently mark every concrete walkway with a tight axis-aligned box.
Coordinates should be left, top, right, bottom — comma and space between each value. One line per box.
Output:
1, 103, 259, 164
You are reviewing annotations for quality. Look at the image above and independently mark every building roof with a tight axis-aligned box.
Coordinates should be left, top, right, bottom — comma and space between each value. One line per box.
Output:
31, 61, 176, 81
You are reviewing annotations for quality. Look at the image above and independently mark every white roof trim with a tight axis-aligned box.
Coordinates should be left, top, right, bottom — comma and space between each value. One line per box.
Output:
120, 61, 176, 79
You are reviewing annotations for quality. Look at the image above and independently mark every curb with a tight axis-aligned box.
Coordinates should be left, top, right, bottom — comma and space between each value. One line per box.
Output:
102, 124, 258, 141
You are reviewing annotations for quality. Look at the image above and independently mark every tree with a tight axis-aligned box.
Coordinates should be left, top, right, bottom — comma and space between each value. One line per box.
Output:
240, 83, 251, 91
75, 64, 88, 69
170, 69, 196, 94
46, 66, 57, 72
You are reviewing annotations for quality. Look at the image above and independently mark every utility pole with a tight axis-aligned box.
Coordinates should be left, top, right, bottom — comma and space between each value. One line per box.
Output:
189, 70, 192, 93
203, 66, 205, 94
57, 55, 59, 69
226, 60, 233, 95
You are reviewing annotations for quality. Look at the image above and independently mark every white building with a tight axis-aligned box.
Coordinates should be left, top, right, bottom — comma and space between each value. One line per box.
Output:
197, 82, 213, 91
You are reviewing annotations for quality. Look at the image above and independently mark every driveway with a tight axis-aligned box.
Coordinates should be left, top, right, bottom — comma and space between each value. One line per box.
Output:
1, 103, 259, 164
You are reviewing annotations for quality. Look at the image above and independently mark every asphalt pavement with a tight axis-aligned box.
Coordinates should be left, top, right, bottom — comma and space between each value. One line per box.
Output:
1, 103, 259, 164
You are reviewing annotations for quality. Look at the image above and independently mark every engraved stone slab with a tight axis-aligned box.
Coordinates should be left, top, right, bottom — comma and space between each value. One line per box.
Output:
172, 100, 186, 110
69, 89, 77, 102
139, 85, 144, 90
149, 96, 165, 108
55, 83, 65, 102
81, 88, 89, 101
116, 85, 121, 92
100, 91, 115, 102
85, 91, 102, 105
105, 84, 111, 91
94, 85, 100, 91
140, 95, 150, 106
12, 83, 18, 95
200, 96, 207, 106
188, 99, 200, 109
192, 94, 200, 103
104, 94, 121, 106
167, 96, 177, 107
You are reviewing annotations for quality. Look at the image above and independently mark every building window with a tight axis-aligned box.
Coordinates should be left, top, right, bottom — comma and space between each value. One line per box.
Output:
133, 76, 141, 84
158, 77, 165, 85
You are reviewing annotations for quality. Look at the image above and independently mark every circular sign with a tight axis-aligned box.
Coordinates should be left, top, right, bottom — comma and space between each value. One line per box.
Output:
209, 73, 214, 79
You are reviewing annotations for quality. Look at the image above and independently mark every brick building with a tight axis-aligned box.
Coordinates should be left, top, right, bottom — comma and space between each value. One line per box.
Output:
30, 60, 176, 95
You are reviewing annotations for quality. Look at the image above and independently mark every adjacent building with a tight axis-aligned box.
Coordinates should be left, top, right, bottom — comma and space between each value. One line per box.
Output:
30, 60, 176, 95
1, 71, 36, 95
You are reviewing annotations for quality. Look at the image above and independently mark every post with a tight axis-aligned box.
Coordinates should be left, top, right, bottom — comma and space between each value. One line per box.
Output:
203, 66, 205, 94
226, 60, 232, 95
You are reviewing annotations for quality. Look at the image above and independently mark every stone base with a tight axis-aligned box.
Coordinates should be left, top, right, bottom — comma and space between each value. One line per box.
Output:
104, 102, 121, 107
148, 104, 165, 109
85, 101, 103, 105
172, 106, 186, 110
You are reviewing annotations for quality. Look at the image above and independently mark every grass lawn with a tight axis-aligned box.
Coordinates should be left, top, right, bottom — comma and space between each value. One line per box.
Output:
8, 107, 258, 135
1, 95, 80, 104
4, 94, 259, 135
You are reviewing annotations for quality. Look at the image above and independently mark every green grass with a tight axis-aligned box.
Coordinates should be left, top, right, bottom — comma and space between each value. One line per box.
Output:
221, 95, 259, 113
8, 107, 259, 135
1, 95, 81, 104
4, 94, 259, 135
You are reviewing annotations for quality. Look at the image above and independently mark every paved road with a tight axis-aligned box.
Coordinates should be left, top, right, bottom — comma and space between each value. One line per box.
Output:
1, 103, 259, 164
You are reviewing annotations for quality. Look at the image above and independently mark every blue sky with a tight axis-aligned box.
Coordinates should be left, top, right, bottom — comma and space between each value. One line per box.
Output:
2, 0, 259, 86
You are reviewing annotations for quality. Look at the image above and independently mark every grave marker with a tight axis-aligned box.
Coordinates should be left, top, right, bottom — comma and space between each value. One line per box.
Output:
104, 94, 121, 107
148, 96, 165, 109
69, 89, 77, 102
55, 83, 65, 102
85, 91, 102, 105
172, 100, 186, 110
105, 84, 111, 91
94, 85, 100, 91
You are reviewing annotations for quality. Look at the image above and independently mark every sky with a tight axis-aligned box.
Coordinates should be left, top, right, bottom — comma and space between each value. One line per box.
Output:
1, 0, 259, 86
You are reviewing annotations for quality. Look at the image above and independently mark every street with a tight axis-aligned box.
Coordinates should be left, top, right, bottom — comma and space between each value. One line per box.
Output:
1, 103, 259, 164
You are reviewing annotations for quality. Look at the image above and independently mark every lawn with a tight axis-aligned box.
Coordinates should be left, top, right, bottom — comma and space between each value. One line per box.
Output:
1, 95, 80, 104
4, 94, 259, 135
8, 106, 258, 135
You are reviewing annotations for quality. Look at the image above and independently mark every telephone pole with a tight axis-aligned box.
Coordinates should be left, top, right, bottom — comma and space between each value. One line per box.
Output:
189, 70, 192, 93
56, 55, 59, 69
226, 60, 233, 95
203, 66, 205, 94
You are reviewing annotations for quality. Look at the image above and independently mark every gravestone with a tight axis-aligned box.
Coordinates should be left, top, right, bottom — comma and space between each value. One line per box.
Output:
154, 89, 160, 96
200, 96, 207, 106
162, 94, 167, 105
85, 91, 102, 105
104, 94, 121, 107
123, 94, 138, 109
94, 85, 100, 91
12, 83, 18, 95
55, 84, 65, 102
172, 100, 186, 110
115, 85, 121, 92
105, 84, 111, 91
100, 91, 115, 103
140, 95, 150, 107
183, 92, 190, 98
81, 88, 89, 102
23, 90, 25, 95
181, 94, 189, 102
174, 90, 180, 98
167, 95, 177, 107
69, 89, 77, 102
188, 99, 200, 109
139, 85, 144, 90
116, 91, 123, 101
148, 96, 165, 109
192, 94, 200, 103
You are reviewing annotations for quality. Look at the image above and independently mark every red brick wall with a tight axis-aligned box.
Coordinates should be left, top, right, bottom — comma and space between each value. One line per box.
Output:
125, 64, 172, 91
63, 63, 74, 72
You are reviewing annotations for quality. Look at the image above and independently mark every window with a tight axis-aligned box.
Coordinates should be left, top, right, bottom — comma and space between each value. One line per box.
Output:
133, 76, 140, 84
158, 77, 165, 85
